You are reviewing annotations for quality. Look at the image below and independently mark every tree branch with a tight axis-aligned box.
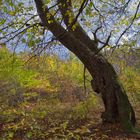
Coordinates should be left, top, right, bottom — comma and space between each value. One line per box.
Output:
93, 31, 112, 55
92, 26, 102, 42
34, 0, 98, 60
0, 23, 38, 44
69, 0, 88, 29
0, 15, 37, 40
116, 1, 140, 45
58, 0, 98, 52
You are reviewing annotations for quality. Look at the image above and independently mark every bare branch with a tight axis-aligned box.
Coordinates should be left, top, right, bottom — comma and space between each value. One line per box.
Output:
98, 32, 112, 50
0, 23, 38, 44
0, 22, 16, 31
24, 37, 55, 65
57, 0, 88, 29
11, 34, 23, 70
0, 15, 37, 40
92, 26, 102, 42
83, 65, 87, 95
90, 1, 106, 30
69, 0, 89, 29
100, 0, 116, 8
95, 31, 112, 54
116, 1, 140, 45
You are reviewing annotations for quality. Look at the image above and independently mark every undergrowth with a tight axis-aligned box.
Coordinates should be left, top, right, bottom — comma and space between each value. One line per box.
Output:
0, 47, 140, 139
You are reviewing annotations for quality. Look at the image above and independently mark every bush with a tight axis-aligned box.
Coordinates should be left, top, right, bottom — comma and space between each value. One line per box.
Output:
0, 47, 39, 108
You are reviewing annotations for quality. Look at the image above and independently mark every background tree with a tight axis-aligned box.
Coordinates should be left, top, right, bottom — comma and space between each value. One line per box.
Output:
0, 0, 140, 132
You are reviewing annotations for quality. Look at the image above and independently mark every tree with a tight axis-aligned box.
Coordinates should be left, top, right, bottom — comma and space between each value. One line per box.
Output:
0, 0, 140, 132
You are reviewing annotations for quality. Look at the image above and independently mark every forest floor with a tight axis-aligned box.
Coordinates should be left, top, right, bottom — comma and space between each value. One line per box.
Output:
1, 47, 140, 140
1, 88, 140, 140
74, 107, 140, 140
1, 102, 140, 140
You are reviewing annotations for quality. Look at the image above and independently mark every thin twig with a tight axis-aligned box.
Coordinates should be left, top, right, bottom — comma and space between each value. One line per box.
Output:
116, 1, 140, 45
1, 23, 38, 44
69, 0, 89, 29
0, 15, 37, 40
83, 65, 87, 95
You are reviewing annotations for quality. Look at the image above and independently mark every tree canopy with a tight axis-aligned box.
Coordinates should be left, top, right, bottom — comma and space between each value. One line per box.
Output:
0, 0, 139, 53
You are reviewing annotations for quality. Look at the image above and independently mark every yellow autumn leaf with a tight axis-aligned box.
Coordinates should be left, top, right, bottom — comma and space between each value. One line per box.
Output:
9, 11, 15, 16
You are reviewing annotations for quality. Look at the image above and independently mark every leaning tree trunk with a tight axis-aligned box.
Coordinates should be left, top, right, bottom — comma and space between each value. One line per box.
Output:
34, 0, 136, 132
83, 54, 136, 131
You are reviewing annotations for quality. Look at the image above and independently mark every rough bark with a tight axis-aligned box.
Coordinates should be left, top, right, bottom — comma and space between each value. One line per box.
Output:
57, 0, 98, 52
34, 0, 136, 132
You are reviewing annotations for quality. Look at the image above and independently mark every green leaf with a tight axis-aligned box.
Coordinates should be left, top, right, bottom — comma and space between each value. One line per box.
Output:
22, 38, 26, 43
27, 131, 33, 138
9, 11, 15, 16
27, 40, 35, 47
8, 132, 14, 138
